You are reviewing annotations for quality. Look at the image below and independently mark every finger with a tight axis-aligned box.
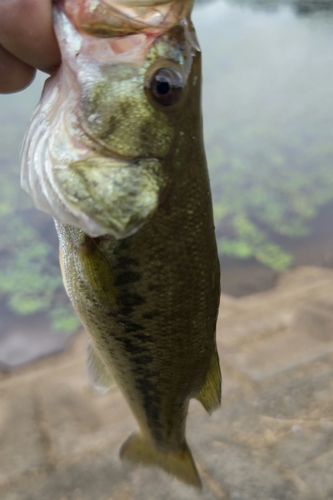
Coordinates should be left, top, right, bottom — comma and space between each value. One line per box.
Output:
0, 44, 36, 93
0, 0, 61, 73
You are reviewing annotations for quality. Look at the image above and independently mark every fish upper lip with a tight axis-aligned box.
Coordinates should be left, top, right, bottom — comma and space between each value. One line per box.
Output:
63, 0, 193, 37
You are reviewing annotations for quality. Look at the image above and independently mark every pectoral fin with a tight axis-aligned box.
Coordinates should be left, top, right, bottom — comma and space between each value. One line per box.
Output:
86, 341, 114, 394
195, 349, 221, 414
120, 432, 202, 489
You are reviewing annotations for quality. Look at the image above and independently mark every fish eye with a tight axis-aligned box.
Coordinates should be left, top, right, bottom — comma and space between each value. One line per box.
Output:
149, 68, 183, 107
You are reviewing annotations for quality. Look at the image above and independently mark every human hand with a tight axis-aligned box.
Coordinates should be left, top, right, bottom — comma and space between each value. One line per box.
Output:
0, 0, 61, 93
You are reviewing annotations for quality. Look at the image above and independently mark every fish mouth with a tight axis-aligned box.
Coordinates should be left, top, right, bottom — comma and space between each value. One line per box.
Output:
60, 0, 194, 37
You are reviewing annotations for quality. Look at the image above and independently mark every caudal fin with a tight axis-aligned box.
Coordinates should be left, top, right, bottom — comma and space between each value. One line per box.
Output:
120, 432, 202, 489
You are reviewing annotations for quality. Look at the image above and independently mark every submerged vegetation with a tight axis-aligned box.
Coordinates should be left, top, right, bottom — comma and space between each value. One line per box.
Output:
195, 0, 333, 270
205, 108, 333, 270
0, 84, 81, 333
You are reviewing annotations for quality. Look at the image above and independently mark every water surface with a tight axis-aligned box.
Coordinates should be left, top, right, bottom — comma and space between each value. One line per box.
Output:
193, 0, 333, 292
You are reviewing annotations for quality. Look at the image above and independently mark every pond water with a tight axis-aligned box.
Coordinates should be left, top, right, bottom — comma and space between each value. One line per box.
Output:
193, 0, 333, 294
0, 0, 333, 340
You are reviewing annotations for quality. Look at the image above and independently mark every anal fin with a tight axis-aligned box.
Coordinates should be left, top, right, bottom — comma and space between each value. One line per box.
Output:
86, 341, 114, 394
120, 432, 202, 489
195, 349, 221, 414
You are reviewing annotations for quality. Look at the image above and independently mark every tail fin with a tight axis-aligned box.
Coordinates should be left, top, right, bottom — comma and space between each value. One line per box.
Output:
120, 432, 202, 489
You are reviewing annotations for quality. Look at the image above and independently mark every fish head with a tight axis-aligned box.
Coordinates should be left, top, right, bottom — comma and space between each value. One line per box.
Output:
76, 23, 199, 160
21, 1, 201, 238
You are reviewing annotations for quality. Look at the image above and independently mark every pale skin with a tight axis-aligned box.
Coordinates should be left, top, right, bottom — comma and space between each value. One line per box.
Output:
0, 0, 60, 93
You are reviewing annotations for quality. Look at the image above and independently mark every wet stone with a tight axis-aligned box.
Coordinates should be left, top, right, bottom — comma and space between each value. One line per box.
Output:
219, 369, 242, 396
292, 301, 333, 342
295, 449, 333, 500
196, 439, 302, 500
38, 370, 136, 462
2, 449, 130, 500
218, 325, 333, 382
217, 309, 292, 345
1, 436, 223, 500
186, 410, 318, 500
247, 362, 333, 421
273, 421, 333, 469
128, 465, 223, 500
0, 330, 72, 371
0, 387, 46, 488
276, 267, 333, 292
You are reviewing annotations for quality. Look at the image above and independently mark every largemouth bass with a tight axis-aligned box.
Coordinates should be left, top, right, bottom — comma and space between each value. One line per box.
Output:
21, 0, 221, 488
